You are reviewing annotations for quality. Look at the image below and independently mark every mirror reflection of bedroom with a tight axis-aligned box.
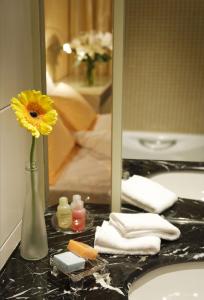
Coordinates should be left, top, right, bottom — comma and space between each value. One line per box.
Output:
44, 0, 112, 206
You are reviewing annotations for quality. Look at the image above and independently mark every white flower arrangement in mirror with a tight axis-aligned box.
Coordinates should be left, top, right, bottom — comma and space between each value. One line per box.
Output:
63, 31, 112, 86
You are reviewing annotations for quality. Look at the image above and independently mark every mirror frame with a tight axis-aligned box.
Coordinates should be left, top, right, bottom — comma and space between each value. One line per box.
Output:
111, 0, 124, 212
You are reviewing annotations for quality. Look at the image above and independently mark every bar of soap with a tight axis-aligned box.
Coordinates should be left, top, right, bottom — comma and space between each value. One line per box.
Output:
53, 251, 85, 273
67, 239, 98, 260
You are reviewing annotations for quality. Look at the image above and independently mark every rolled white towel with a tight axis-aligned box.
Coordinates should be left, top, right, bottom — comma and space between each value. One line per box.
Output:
122, 175, 177, 213
110, 213, 180, 241
94, 221, 161, 255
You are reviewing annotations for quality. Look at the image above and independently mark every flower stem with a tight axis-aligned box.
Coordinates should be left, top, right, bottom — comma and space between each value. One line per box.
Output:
86, 58, 95, 86
30, 136, 36, 169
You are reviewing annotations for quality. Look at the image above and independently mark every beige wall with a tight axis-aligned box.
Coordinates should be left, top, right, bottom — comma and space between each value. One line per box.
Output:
123, 0, 204, 134
44, 0, 69, 81
0, 0, 45, 270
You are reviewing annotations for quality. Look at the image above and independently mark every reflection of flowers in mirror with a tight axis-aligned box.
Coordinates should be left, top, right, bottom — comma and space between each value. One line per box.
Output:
63, 43, 72, 54
63, 31, 112, 62
63, 31, 112, 86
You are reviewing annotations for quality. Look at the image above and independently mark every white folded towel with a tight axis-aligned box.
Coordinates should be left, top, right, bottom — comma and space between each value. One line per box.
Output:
110, 213, 180, 241
94, 221, 161, 255
122, 175, 178, 213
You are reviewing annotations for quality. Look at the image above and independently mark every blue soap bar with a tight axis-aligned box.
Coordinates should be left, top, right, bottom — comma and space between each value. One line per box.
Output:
53, 251, 85, 273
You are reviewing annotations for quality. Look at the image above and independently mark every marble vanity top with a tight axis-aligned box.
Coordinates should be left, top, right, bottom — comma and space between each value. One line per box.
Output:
1, 160, 204, 300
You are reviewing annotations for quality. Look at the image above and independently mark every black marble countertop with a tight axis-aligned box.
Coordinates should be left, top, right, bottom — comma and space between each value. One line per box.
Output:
1, 159, 204, 300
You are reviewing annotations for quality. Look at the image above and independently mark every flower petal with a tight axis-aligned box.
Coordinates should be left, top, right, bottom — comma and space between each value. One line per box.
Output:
10, 90, 58, 137
42, 110, 58, 126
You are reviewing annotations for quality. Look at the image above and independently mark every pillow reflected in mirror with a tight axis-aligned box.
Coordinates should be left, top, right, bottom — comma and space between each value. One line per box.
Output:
48, 116, 76, 185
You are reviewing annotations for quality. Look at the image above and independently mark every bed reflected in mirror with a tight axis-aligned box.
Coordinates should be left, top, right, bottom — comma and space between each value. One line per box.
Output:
44, 0, 113, 206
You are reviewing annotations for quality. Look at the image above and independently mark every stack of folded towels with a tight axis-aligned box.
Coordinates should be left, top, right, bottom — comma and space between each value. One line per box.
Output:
94, 175, 180, 255
94, 213, 180, 255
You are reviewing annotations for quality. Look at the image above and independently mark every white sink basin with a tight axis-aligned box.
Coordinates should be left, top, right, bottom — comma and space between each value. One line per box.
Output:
129, 262, 204, 300
150, 171, 204, 201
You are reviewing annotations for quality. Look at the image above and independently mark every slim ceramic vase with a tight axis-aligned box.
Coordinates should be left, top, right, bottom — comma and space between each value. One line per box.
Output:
20, 162, 48, 260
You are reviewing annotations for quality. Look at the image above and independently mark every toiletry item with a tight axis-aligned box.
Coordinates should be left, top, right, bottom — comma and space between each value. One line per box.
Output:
68, 239, 98, 260
71, 195, 86, 232
57, 196, 72, 229
53, 251, 85, 273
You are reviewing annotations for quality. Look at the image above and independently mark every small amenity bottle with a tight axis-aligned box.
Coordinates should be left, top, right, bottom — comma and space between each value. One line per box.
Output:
71, 195, 86, 232
57, 196, 72, 229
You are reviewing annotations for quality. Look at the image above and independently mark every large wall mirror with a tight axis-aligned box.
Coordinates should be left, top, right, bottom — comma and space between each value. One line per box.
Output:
42, 0, 204, 210
122, 0, 204, 163
121, 0, 204, 210
43, 0, 113, 207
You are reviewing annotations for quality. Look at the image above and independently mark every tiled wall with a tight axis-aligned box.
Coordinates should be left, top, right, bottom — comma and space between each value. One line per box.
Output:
0, 0, 45, 269
122, 0, 204, 134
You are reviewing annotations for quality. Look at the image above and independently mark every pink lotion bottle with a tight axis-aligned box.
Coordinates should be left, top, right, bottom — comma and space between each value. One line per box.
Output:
71, 195, 86, 232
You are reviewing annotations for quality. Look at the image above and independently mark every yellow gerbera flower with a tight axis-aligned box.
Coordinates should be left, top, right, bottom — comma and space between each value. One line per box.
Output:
11, 90, 58, 138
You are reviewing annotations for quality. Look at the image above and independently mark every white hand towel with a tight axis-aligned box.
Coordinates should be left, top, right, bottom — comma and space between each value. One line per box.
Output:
122, 175, 178, 213
94, 221, 161, 255
110, 213, 180, 241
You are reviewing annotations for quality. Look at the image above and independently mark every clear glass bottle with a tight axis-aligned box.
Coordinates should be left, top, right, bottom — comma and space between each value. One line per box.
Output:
20, 162, 48, 260
71, 195, 86, 232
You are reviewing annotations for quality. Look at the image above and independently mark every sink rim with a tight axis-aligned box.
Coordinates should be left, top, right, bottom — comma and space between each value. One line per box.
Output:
149, 170, 204, 201
128, 261, 204, 297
